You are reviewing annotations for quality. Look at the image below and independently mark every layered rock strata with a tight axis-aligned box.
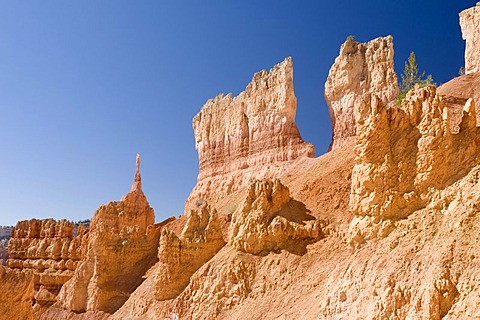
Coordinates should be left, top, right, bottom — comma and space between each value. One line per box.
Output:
229, 179, 323, 255
154, 201, 225, 301
6, 218, 87, 314
325, 36, 399, 151
55, 155, 160, 314
460, 2, 480, 74
189, 57, 315, 205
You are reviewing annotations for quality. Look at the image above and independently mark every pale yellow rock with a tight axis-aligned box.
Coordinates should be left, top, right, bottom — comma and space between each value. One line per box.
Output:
324, 36, 399, 150
229, 179, 323, 255
460, 3, 480, 74
349, 85, 478, 244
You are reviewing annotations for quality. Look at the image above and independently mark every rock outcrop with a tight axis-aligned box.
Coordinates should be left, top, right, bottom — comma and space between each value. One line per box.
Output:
324, 36, 399, 151
154, 201, 225, 301
189, 57, 315, 206
229, 179, 323, 255
460, 2, 480, 74
6, 218, 87, 315
54, 155, 160, 315
438, 72, 480, 129
349, 85, 478, 243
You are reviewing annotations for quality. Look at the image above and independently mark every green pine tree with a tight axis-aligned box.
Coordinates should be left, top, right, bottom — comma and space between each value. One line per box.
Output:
396, 52, 434, 104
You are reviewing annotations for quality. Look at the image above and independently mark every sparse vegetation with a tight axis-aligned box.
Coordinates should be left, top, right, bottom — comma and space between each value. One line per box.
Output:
75, 219, 90, 227
459, 66, 466, 76
396, 52, 434, 104
346, 35, 356, 42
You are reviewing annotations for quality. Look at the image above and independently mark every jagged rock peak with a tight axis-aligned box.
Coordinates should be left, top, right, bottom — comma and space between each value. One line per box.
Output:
55, 160, 158, 314
460, 2, 480, 74
193, 57, 315, 182
325, 36, 399, 151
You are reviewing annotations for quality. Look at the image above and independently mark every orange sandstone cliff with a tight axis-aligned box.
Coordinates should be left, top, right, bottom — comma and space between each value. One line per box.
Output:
2, 3, 480, 320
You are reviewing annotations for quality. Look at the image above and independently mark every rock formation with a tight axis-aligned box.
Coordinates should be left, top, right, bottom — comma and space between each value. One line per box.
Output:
8, 5, 480, 319
438, 72, 480, 129
460, 2, 480, 74
154, 201, 225, 301
0, 265, 35, 320
324, 36, 399, 150
189, 57, 315, 206
229, 179, 323, 255
6, 218, 87, 315
54, 155, 160, 315
0, 247, 8, 265
349, 85, 478, 243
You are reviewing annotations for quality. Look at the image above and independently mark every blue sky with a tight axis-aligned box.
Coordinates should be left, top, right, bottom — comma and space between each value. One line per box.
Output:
0, 1, 476, 226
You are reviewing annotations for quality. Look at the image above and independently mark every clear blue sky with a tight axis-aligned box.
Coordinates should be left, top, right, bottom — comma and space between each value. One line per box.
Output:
0, 1, 476, 226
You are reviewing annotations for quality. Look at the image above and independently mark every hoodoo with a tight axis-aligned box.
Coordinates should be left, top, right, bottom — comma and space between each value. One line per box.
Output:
325, 36, 399, 151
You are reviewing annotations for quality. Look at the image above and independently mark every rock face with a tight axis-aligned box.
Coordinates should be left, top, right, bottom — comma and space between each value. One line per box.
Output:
324, 36, 399, 151
55, 155, 160, 314
349, 85, 478, 242
438, 72, 480, 129
6, 218, 87, 315
0, 266, 35, 320
189, 57, 315, 205
229, 179, 323, 255
352, 86, 478, 219
0, 247, 8, 265
154, 201, 225, 301
460, 2, 480, 74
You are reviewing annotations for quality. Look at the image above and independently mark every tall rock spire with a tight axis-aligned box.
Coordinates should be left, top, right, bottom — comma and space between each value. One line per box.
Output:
130, 153, 142, 192
324, 36, 399, 151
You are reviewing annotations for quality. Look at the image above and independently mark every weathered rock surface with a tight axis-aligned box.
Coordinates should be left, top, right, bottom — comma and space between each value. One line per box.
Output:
460, 2, 480, 74
0, 266, 35, 320
53, 155, 160, 315
6, 218, 87, 315
154, 201, 225, 301
350, 86, 477, 222
324, 36, 399, 151
9, 5, 480, 319
0, 247, 8, 265
229, 179, 323, 255
188, 57, 315, 207
438, 72, 480, 130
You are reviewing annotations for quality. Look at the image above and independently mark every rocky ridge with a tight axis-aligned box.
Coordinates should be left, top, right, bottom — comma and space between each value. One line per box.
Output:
2, 3, 480, 320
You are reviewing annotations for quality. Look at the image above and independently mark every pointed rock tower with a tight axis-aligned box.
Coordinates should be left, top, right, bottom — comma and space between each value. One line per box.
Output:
53, 155, 159, 315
